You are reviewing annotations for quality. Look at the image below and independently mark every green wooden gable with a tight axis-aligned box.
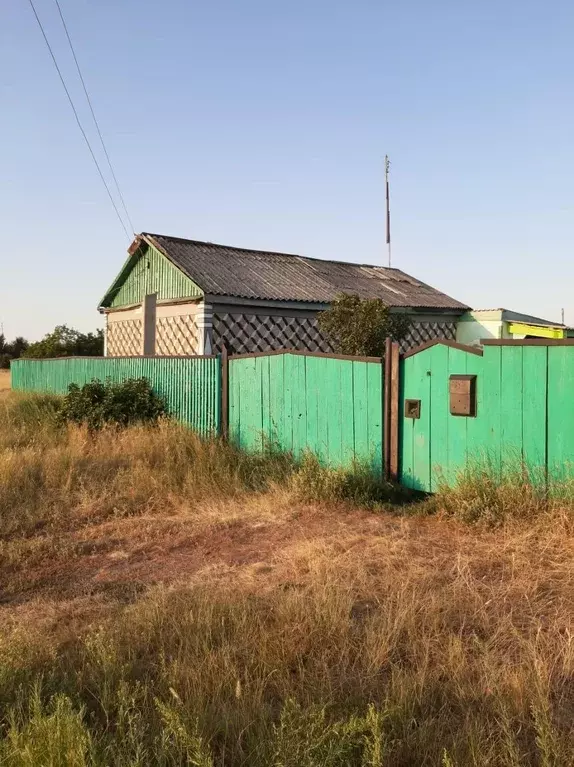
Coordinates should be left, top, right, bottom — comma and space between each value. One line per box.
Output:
100, 243, 203, 309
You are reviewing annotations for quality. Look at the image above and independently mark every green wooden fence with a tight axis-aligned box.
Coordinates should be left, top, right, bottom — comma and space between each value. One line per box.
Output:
400, 340, 574, 491
13, 341, 574, 489
10, 356, 221, 436
228, 351, 383, 468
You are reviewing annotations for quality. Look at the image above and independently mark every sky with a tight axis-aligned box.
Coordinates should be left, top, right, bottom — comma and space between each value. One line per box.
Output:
2, 0, 574, 340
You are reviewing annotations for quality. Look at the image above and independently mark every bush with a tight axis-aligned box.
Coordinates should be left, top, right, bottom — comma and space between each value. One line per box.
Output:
318, 293, 411, 357
60, 378, 167, 430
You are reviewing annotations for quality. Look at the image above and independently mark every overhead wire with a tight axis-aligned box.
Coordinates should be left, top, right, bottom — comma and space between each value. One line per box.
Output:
53, 0, 135, 234
25, 0, 131, 240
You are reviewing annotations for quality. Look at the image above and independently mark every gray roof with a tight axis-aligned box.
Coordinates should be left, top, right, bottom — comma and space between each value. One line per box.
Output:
143, 232, 468, 311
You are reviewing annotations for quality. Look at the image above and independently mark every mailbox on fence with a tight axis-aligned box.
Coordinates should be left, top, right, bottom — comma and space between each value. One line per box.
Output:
449, 374, 477, 417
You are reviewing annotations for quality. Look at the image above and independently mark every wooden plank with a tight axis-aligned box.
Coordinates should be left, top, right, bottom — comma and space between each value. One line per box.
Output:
260, 356, 271, 450
291, 353, 307, 458
220, 348, 229, 440
521, 346, 547, 479
383, 337, 392, 479
481, 345, 502, 479
500, 346, 523, 474
389, 343, 400, 481
547, 347, 574, 481
399, 356, 415, 488
340, 360, 355, 466
464, 350, 485, 469
411, 349, 432, 492
366, 361, 383, 473
283, 354, 294, 454
228, 359, 240, 445
315, 358, 331, 463
326, 358, 343, 466
428, 343, 449, 491
304, 357, 320, 458
352, 361, 369, 465
445, 347, 470, 485
268, 354, 285, 451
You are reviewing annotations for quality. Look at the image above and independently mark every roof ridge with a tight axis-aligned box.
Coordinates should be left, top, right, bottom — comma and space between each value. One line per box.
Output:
143, 232, 301, 259
142, 232, 404, 273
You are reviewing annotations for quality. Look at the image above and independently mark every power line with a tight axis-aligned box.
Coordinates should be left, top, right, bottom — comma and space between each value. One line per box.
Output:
53, 0, 135, 234
26, 0, 131, 240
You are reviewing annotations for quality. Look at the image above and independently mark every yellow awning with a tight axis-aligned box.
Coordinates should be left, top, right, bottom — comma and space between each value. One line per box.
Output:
508, 322, 565, 339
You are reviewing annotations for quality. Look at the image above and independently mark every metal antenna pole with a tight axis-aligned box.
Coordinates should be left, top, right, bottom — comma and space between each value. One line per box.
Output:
385, 155, 391, 267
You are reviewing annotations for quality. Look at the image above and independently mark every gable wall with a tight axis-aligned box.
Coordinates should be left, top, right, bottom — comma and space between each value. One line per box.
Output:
110, 245, 202, 308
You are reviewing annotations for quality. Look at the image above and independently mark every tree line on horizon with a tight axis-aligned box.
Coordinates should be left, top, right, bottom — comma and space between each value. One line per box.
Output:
0, 325, 104, 368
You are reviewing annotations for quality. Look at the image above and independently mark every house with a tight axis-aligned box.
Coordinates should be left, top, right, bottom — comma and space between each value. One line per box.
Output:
98, 232, 469, 356
456, 309, 574, 346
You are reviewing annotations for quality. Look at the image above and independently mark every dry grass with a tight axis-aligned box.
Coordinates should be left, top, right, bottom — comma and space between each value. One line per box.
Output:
0, 393, 573, 765
0, 370, 10, 397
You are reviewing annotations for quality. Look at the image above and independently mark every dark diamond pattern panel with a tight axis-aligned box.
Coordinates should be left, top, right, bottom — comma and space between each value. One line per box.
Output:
402, 321, 457, 351
212, 312, 333, 355
212, 312, 456, 356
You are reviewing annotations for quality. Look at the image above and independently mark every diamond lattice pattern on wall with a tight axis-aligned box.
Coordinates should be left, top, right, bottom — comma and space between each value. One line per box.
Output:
402, 321, 457, 350
156, 315, 199, 356
107, 319, 142, 356
212, 312, 458, 355
212, 313, 333, 355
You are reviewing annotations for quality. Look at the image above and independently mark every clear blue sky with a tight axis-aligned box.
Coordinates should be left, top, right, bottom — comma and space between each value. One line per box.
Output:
2, 0, 573, 340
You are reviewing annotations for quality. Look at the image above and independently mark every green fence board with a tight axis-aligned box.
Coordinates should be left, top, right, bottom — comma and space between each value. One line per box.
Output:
340, 361, 355, 466
429, 343, 449, 490
229, 352, 383, 469
522, 346, 547, 474
412, 350, 432, 492
304, 357, 321, 458
481, 345, 502, 477
464, 350, 485, 463
366, 362, 383, 471
547, 347, 574, 479
500, 346, 524, 469
268, 354, 285, 448
445, 348, 470, 486
11, 356, 221, 436
352, 361, 369, 464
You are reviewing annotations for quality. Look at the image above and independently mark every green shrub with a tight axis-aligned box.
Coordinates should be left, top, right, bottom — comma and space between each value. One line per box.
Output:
60, 378, 167, 430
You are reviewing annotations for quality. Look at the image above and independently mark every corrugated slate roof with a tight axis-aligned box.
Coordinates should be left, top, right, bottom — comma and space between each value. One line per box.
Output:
142, 233, 468, 311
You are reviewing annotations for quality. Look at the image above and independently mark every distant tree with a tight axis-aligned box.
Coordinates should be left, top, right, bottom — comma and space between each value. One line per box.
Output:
318, 293, 411, 357
22, 325, 104, 359
0, 334, 30, 368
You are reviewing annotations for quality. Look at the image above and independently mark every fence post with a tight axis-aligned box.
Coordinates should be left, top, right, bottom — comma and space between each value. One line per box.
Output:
221, 346, 229, 440
383, 337, 392, 480
390, 341, 400, 482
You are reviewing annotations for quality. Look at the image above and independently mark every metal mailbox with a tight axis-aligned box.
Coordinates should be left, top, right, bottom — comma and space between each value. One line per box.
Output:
404, 399, 421, 419
449, 374, 477, 416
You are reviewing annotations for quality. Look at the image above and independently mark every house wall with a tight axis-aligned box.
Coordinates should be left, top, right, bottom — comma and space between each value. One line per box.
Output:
104, 297, 460, 358
109, 244, 202, 308
106, 300, 202, 356
211, 302, 458, 354
211, 304, 330, 354
106, 306, 143, 356
456, 311, 530, 346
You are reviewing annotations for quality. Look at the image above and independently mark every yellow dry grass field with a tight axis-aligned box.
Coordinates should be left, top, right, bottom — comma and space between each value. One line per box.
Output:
0, 369, 10, 397
0, 391, 572, 765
